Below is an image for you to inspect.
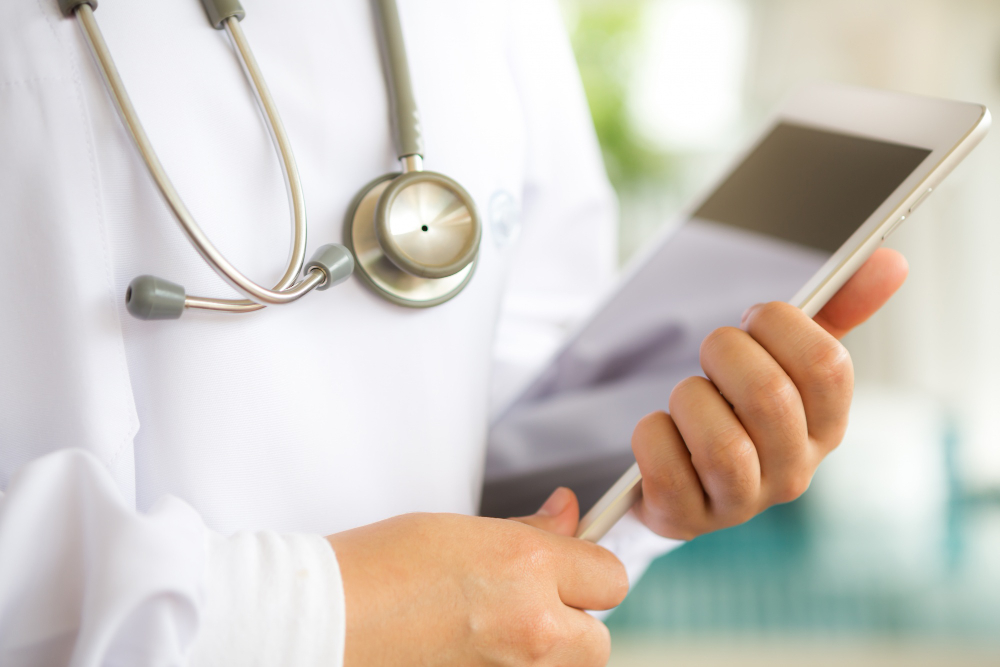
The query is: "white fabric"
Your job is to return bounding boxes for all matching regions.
[0,0,681,664]
[600,512,681,590]
[0,449,345,666]
[0,449,206,666]
[188,533,344,667]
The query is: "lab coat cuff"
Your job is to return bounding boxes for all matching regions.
[593,510,683,619]
[188,530,346,667]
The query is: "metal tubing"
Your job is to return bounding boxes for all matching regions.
[373,0,423,159]
[185,266,326,311]
[75,6,317,311]
[400,154,422,173]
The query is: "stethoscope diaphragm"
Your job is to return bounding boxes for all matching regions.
[345,160,481,308]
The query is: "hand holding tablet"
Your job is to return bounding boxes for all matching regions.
[574,83,989,542]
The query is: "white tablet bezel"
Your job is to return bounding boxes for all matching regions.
[781,83,989,314]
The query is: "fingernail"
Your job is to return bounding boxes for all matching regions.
[538,487,571,517]
[740,304,761,330]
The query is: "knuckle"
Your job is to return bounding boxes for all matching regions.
[675,375,710,393]
[504,531,554,574]
[803,338,854,395]
[605,557,630,606]
[518,607,562,660]
[518,536,554,572]
[702,429,759,505]
[741,370,799,424]
[756,301,795,323]
[638,501,703,542]
[714,502,761,530]
[700,326,742,361]
[633,410,672,444]
[729,505,761,528]
[773,473,813,505]
[631,413,682,492]
[669,526,702,542]
[641,471,687,513]
[668,376,712,412]
[583,622,612,667]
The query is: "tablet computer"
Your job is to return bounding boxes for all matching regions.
[481,83,989,541]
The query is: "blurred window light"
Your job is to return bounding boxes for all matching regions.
[628,0,750,152]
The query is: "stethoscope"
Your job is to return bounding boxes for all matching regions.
[60,0,482,319]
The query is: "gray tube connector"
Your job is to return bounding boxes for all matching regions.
[126,275,186,320]
[305,244,355,291]
[58,0,97,17]
[200,0,245,29]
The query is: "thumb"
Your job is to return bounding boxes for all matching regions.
[509,487,580,537]
[814,247,908,339]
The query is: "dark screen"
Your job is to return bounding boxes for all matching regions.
[693,123,932,253]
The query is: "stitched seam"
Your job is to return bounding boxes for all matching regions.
[37,0,140,472]
[0,76,72,90]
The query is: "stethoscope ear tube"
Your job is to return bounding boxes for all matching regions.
[66,0,479,318]
[373,0,423,159]
[66,1,351,318]
[125,244,354,320]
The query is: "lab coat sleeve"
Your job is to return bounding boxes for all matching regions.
[491,0,684,590]
[0,449,345,667]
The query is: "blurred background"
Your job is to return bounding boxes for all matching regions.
[556,0,1000,664]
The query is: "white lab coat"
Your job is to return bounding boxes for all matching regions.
[0,0,680,664]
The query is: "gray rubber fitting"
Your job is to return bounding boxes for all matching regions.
[201,0,245,29]
[305,244,355,290]
[58,0,97,17]
[126,275,186,320]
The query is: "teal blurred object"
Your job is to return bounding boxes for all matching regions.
[606,474,1000,642]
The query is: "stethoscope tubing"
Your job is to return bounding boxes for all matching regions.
[68,0,478,316]
[373,0,422,160]
[75,5,325,311]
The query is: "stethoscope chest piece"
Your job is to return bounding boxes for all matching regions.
[345,165,481,307]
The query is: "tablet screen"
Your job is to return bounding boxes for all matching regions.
[695,122,931,253]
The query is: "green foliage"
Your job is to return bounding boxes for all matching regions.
[565,1,674,190]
